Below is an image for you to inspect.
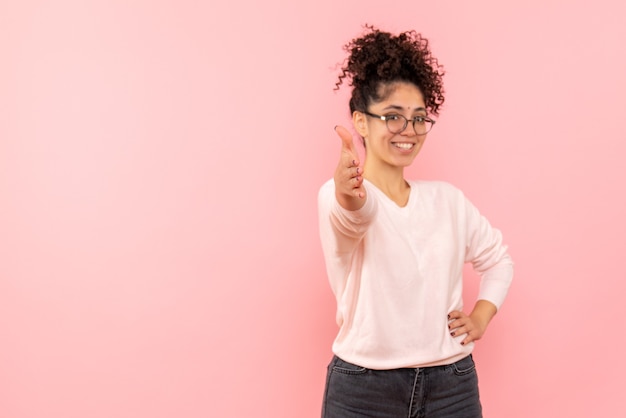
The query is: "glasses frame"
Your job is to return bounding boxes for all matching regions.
[362,110,436,135]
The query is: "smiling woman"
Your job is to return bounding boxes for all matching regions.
[318,26,514,417]
[356,82,431,179]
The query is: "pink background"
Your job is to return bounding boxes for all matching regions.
[1,1,625,417]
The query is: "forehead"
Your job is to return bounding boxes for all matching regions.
[374,82,425,110]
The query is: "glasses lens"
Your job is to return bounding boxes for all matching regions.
[413,117,433,135]
[386,115,407,133]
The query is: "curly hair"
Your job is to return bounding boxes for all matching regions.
[335,25,445,116]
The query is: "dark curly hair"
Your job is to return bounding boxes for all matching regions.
[335,25,445,116]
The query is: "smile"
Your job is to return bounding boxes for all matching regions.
[392,142,415,150]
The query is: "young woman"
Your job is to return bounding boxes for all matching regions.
[318,26,514,417]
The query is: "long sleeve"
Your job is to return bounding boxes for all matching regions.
[317,179,377,300]
[463,196,514,309]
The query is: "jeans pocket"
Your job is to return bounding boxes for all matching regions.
[331,356,368,376]
[451,355,476,376]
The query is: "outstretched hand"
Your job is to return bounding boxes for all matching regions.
[333,125,366,210]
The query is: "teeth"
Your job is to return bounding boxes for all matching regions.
[393,143,414,150]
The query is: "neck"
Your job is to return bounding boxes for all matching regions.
[363,162,410,206]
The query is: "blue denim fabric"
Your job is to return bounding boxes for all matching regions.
[322,355,482,418]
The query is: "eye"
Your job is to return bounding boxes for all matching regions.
[414,116,426,124]
[384,114,402,121]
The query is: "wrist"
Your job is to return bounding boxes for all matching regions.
[470,300,497,331]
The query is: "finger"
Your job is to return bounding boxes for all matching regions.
[450,324,469,337]
[447,311,466,330]
[335,125,355,152]
[338,168,361,188]
[336,129,361,168]
[351,176,365,199]
[448,318,466,331]
[343,167,360,180]
[461,330,477,346]
[448,310,464,320]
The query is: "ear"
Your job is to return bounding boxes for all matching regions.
[352,111,368,138]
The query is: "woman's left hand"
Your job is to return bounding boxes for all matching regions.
[448,300,497,345]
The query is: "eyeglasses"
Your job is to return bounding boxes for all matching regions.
[362,111,435,135]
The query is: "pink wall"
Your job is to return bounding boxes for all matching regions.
[1,1,625,417]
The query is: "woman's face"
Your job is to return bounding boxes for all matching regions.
[355,82,429,171]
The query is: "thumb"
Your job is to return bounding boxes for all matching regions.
[335,125,355,151]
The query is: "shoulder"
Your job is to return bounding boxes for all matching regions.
[319,178,334,191]
[318,178,335,198]
[318,179,335,211]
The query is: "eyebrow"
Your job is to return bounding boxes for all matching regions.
[382,105,427,113]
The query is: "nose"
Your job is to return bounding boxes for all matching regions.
[400,121,418,137]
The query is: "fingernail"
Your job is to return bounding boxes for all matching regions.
[352,160,356,165]
[356,168,360,174]
[334,125,338,131]
[450,332,455,337]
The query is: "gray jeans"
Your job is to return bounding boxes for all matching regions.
[322,355,482,418]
